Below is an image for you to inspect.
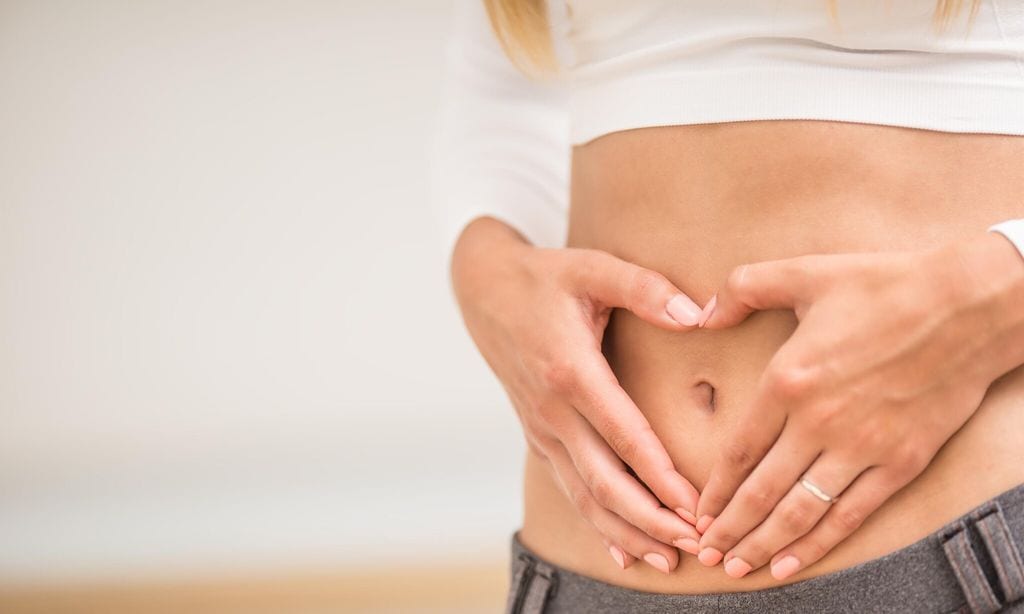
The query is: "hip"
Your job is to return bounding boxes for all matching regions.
[510,480,1024,613]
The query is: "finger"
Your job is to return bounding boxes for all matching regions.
[720,456,865,578]
[564,410,701,549]
[768,466,902,581]
[546,441,681,573]
[697,427,818,564]
[700,256,821,329]
[572,351,701,521]
[694,379,789,539]
[575,249,705,329]
[538,434,638,569]
[600,537,639,569]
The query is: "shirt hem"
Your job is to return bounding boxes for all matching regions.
[569,66,1024,145]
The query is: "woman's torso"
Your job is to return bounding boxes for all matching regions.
[519,119,1024,593]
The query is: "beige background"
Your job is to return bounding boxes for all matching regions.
[0,0,521,607]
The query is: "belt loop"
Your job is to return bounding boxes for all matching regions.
[519,558,558,614]
[941,519,1002,614]
[506,552,536,614]
[505,549,559,614]
[975,504,1024,607]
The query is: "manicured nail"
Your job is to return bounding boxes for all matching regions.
[643,552,671,574]
[666,294,701,327]
[673,538,700,556]
[676,508,698,525]
[696,515,714,534]
[698,294,718,327]
[608,545,626,569]
[698,547,723,566]
[675,522,700,541]
[771,555,801,580]
[724,557,752,578]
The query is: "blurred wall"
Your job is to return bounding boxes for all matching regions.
[0,0,524,583]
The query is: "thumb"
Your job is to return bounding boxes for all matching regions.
[699,256,819,329]
[576,250,704,330]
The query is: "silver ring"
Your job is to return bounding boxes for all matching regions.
[799,477,838,504]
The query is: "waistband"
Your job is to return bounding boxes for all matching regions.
[506,482,1024,614]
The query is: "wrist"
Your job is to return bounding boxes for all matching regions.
[451,215,536,304]
[946,231,1024,381]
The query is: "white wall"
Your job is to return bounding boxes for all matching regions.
[0,0,525,582]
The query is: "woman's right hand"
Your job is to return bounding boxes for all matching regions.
[450,216,705,574]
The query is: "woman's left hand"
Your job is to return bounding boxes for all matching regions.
[692,231,1024,581]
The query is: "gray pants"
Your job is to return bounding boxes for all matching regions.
[506,482,1024,613]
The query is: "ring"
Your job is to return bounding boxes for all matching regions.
[799,477,838,504]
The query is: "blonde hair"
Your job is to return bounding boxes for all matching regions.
[484,0,982,74]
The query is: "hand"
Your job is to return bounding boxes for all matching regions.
[692,231,1024,580]
[451,216,704,573]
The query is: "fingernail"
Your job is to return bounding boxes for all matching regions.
[698,294,717,327]
[643,552,671,574]
[724,557,752,578]
[771,555,801,580]
[696,515,715,534]
[675,522,700,541]
[673,538,700,556]
[676,507,698,525]
[666,294,701,327]
[608,545,626,569]
[697,547,723,566]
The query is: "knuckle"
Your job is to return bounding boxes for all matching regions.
[702,490,731,514]
[590,478,616,508]
[524,433,548,458]
[713,528,744,546]
[902,443,931,473]
[740,541,774,564]
[604,425,642,463]
[853,422,891,452]
[571,487,595,517]
[739,486,775,515]
[801,538,828,562]
[630,513,659,539]
[532,400,560,429]
[889,440,930,477]
[833,505,865,533]
[764,361,817,401]
[542,359,579,394]
[779,502,816,532]
[722,441,757,471]
[629,268,668,302]
[724,264,751,297]
[811,399,846,429]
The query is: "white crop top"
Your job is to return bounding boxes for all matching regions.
[430,0,1024,262]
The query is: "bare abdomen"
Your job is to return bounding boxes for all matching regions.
[519,120,1024,593]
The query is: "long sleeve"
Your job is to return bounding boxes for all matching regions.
[989,219,1024,263]
[429,0,570,266]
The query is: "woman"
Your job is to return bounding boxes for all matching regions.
[432,0,1024,611]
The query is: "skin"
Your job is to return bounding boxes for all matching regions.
[694,233,1024,580]
[451,216,704,570]
[453,119,1024,592]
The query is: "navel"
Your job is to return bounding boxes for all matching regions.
[692,380,716,413]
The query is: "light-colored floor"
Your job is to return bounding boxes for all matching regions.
[0,562,508,614]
